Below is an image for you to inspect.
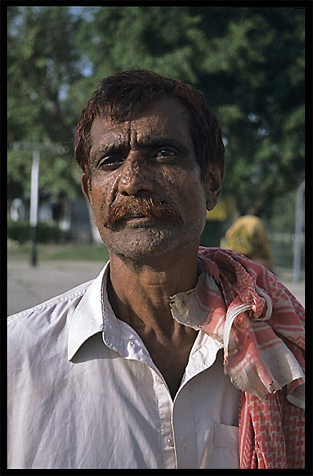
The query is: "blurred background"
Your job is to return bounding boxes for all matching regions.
[7,6,305,313]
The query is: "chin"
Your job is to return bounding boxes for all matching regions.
[102,227,199,262]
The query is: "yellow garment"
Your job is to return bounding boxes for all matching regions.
[224,215,273,262]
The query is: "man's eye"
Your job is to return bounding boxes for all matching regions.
[155,148,176,159]
[98,156,123,170]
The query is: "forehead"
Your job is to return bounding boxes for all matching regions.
[90,98,193,150]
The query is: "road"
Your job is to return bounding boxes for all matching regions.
[7,259,305,316]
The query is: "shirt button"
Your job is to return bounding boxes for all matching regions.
[165,436,174,447]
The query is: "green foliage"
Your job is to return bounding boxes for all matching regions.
[7,5,305,220]
[7,221,72,244]
[7,6,83,201]
[265,189,298,231]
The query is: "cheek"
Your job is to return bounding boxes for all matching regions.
[89,179,112,221]
[165,170,206,211]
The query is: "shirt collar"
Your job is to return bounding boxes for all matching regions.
[68,262,108,360]
[68,259,224,361]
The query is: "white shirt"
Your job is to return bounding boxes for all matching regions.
[7,262,240,469]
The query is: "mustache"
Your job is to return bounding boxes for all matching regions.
[103,197,183,229]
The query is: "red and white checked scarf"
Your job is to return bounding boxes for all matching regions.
[170,247,305,469]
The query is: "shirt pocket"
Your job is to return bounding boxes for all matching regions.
[200,423,239,469]
[212,423,239,468]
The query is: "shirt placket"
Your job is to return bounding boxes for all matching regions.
[152,371,177,469]
[172,385,198,468]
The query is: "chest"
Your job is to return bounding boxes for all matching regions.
[154,354,187,398]
[9,336,240,469]
[142,338,197,398]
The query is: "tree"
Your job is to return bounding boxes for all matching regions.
[7,6,84,204]
[197,7,305,218]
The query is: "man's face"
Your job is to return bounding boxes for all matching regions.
[83,98,219,261]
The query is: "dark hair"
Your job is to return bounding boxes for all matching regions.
[74,69,225,181]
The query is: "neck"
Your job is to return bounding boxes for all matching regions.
[107,244,200,398]
[107,244,199,335]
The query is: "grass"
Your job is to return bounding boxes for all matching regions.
[7,241,110,262]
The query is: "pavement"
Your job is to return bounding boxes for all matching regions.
[7,260,105,315]
[7,259,305,316]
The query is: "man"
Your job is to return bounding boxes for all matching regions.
[7,69,305,469]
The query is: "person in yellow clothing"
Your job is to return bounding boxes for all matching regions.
[222,215,274,272]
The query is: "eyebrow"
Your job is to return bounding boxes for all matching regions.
[89,136,128,161]
[90,133,188,161]
[90,143,127,158]
[136,138,187,155]
[136,133,186,150]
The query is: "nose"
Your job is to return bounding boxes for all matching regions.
[117,153,154,197]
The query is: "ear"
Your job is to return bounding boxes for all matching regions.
[81,173,92,203]
[204,162,224,211]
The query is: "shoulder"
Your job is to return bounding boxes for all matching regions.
[7,280,93,358]
[8,279,93,323]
